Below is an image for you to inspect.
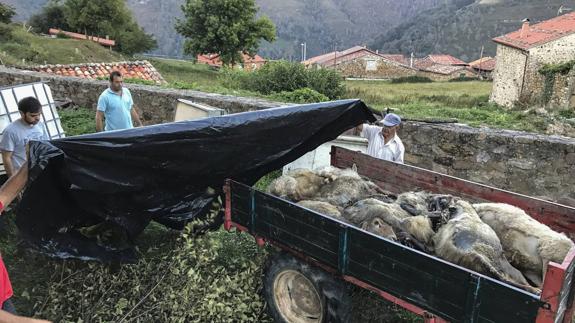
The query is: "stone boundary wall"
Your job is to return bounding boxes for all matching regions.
[399,122,575,201]
[1,67,574,201]
[0,67,284,125]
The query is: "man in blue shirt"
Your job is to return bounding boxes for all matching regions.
[95,71,143,132]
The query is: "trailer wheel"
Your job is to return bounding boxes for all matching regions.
[263,252,351,323]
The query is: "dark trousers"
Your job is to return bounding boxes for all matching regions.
[2,298,16,314]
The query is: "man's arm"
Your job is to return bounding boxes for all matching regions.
[130,107,143,127]
[95,111,105,132]
[1,151,14,179]
[0,162,28,208]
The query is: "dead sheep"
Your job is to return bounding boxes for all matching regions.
[433,199,537,293]
[315,165,362,182]
[360,217,397,241]
[266,169,326,202]
[296,200,343,219]
[344,198,435,250]
[473,203,575,287]
[396,191,454,231]
[317,175,384,208]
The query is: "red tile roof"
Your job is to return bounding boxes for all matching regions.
[24,61,166,84]
[469,57,496,71]
[49,28,115,47]
[196,53,267,68]
[424,54,467,66]
[493,12,575,50]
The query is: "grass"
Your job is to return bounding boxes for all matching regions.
[345,80,553,133]
[0,24,125,66]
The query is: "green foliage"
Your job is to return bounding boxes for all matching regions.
[0,22,12,41]
[269,88,329,103]
[169,81,200,90]
[0,2,15,24]
[33,0,158,55]
[28,0,70,33]
[254,170,281,191]
[33,225,271,322]
[390,76,433,84]
[221,61,345,99]
[55,31,69,38]
[307,68,346,99]
[448,76,480,82]
[58,106,96,136]
[539,60,575,76]
[1,42,46,62]
[123,78,156,86]
[176,0,276,66]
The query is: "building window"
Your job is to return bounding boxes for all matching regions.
[366,60,377,71]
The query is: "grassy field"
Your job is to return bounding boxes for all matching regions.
[345,80,553,133]
[0,24,125,66]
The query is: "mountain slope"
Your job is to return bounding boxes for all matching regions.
[370,0,573,61]
[3,0,441,58]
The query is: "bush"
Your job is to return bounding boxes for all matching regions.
[1,42,46,63]
[269,88,329,104]
[0,3,15,24]
[390,76,433,83]
[170,81,200,90]
[307,68,345,99]
[448,76,480,82]
[28,3,70,34]
[0,22,12,42]
[55,31,70,39]
[124,78,156,86]
[222,61,345,99]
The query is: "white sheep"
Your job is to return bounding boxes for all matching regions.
[434,199,537,293]
[473,203,575,287]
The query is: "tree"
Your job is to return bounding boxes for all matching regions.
[0,3,16,24]
[29,0,71,33]
[60,0,156,55]
[176,0,276,66]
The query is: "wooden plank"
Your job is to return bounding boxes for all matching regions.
[476,278,541,323]
[331,146,575,236]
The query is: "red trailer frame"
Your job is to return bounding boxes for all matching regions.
[224,146,575,323]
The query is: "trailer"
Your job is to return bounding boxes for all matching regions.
[224,146,575,323]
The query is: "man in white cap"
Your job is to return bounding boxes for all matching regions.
[357,113,405,163]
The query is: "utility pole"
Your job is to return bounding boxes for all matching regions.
[300,42,307,62]
[478,45,484,79]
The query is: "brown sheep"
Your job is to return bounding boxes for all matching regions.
[266,169,327,202]
[473,203,575,287]
[360,217,397,241]
[434,199,538,294]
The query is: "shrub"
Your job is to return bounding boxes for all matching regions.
[55,31,70,39]
[123,78,156,86]
[0,22,12,42]
[390,76,433,84]
[170,81,200,90]
[0,3,15,24]
[269,88,329,104]
[307,68,345,99]
[222,61,345,99]
[1,42,45,63]
[448,76,480,82]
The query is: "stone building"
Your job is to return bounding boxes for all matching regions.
[490,13,575,109]
[196,53,267,71]
[304,46,418,79]
[468,57,497,79]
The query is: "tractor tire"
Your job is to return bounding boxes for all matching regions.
[263,252,351,323]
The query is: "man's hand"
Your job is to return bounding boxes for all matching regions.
[130,107,143,127]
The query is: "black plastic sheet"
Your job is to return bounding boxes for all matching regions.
[17,99,375,261]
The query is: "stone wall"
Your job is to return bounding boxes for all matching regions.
[417,68,477,82]
[490,44,528,107]
[335,54,417,79]
[0,67,284,125]
[399,122,575,201]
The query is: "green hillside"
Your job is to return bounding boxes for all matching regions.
[0,23,125,66]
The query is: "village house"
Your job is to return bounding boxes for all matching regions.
[490,13,575,108]
[304,47,474,81]
[196,53,267,71]
[469,57,497,79]
[303,46,418,79]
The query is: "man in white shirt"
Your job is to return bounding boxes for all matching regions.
[357,113,405,163]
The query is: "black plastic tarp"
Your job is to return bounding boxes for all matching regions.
[17,99,375,261]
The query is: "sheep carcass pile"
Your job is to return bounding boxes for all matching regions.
[266,167,574,293]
